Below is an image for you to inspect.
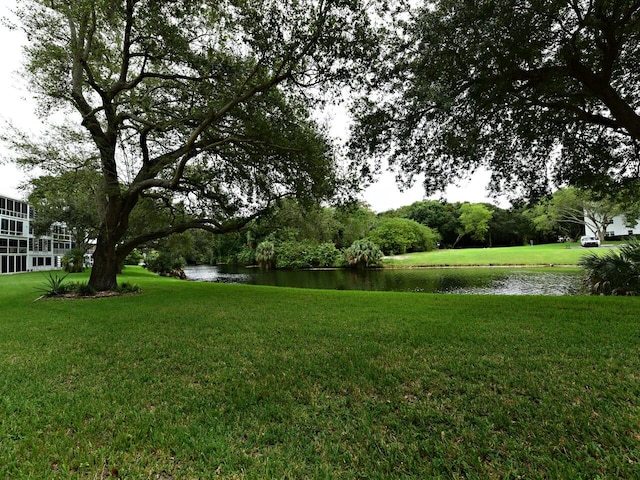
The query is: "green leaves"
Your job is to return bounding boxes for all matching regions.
[352,0,640,198]
[580,239,640,295]
[14,0,384,289]
[368,217,439,255]
[344,238,383,268]
[458,203,493,243]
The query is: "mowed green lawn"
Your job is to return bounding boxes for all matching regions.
[1,267,639,478]
[383,242,614,267]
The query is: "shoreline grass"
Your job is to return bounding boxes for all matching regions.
[1,267,639,478]
[383,242,616,268]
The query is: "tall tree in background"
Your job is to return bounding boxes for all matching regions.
[27,168,101,254]
[532,187,633,242]
[8,0,379,290]
[352,0,640,199]
[455,203,493,247]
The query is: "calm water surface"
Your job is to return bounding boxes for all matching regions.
[184,265,587,295]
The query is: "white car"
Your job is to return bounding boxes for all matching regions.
[580,236,600,247]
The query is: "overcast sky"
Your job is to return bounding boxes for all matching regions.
[0,1,504,212]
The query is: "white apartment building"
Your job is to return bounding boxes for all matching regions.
[0,193,73,274]
[604,215,640,238]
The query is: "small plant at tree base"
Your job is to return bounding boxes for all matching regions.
[580,239,640,295]
[36,272,70,297]
[68,282,96,297]
[344,239,383,269]
[117,282,142,294]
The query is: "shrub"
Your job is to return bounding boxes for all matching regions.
[235,245,256,266]
[68,282,96,297]
[117,282,142,293]
[368,218,439,255]
[580,239,640,295]
[255,241,276,269]
[344,239,383,269]
[61,248,86,273]
[308,242,342,268]
[145,251,185,276]
[276,241,311,269]
[124,249,144,265]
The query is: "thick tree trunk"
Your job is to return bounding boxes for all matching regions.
[88,235,120,291]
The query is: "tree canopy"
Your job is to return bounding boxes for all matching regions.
[8,0,380,290]
[351,0,640,199]
[27,168,101,253]
[530,186,638,241]
[457,203,494,246]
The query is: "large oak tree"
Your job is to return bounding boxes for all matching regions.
[352,0,640,199]
[10,0,379,290]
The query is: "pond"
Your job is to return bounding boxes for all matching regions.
[183,265,588,295]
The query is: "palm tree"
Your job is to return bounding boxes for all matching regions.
[579,239,640,295]
[255,241,276,270]
[344,239,383,269]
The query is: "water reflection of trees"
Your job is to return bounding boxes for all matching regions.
[187,266,585,295]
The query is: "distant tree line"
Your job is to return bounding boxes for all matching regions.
[134,186,639,271]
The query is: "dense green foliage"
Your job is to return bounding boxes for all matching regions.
[144,251,186,277]
[352,0,640,198]
[398,200,461,246]
[27,169,100,253]
[344,238,383,268]
[580,240,640,295]
[368,217,439,255]
[384,200,546,248]
[273,241,343,269]
[11,0,382,290]
[123,249,144,266]
[456,203,494,246]
[1,269,639,478]
[159,195,614,267]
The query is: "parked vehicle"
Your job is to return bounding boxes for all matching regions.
[580,236,600,247]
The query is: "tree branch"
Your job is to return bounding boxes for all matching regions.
[117,201,276,255]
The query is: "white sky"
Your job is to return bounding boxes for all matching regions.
[0,0,505,212]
